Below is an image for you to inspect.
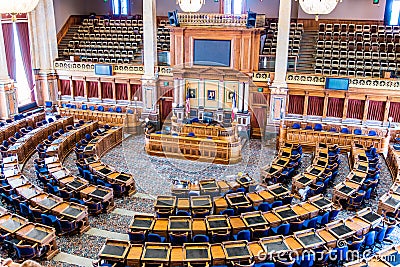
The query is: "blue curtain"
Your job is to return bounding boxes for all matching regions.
[384,0,394,25]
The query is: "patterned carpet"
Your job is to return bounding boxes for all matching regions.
[6,135,398,266]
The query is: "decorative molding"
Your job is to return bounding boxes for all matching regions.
[286,73,400,90]
[252,72,270,82]
[54,61,173,76]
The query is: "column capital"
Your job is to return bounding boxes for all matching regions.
[269,83,288,95]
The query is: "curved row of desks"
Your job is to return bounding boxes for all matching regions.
[42,121,115,213]
[345,245,400,267]
[6,117,74,164]
[379,145,400,216]
[292,145,339,197]
[0,207,58,260]
[76,126,136,196]
[0,112,45,143]
[148,194,334,237]
[281,126,387,153]
[261,143,301,183]
[2,156,90,235]
[332,145,371,206]
[99,207,384,266]
[155,183,292,216]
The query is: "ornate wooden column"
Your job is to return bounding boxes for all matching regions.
[362,96,370,123]
[383,96,391,125]
[69,76,75,99]
[322,92,329,118]
[83,78,88,100]
[342,94,349,120]
[303,92,309,118]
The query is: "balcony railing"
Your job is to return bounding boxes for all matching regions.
[53,61,173,76]
[176,13,248,27]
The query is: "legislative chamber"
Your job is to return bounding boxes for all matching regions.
[0,0,399,266]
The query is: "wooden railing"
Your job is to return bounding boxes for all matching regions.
[177,13,248,27]
[57,15,86,45]
[54,61,173,76]
[286,73,400,90]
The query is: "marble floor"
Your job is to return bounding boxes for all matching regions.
[10,134,400,266]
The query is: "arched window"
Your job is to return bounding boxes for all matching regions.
[223,0,245,14]
[112,0,129,16]
[385,0,400,25]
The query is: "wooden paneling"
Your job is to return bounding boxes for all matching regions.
[170,27,261,73]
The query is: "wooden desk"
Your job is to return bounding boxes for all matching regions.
[378,193,400,215]
[273,205,299,222]
[308,195,333,211]
[228,216,247,235]
[190,196,212,211]
[317,229,337,248]
[226,193,250,207]
[213,197,229,214]
[294,229,325,249]
[260,235,291,256]
[378,245,400,267]
[241,211,268,228]
[15,184,41,200]
[211,243,226,266]
[333,181,360,204]
[267,184,290,199]
[206,215,231,233]
[183,243,211,264]
[59,176,89,192]
[79,185,114,211]
[223,241,252,262]
[30,194,62,211]
[0,214,28,233]
[129,215,155,232]
[356,207,383,229]
[192,218,207,235]
[346,217,371,236]
[99,239,130,263]
[141,243,171,264]
[168,216,192,233]
[51,202,89,233]
[155,196,177,211]
[126,244,143,267]
[246,192,264,207]
[327,220,355,240]
[257,190,274,203]
[152,218,169,238]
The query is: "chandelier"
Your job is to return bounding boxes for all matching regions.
[297,0,341,21]
[177,0,205,13]
[0,0,40,21]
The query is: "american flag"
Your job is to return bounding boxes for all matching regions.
[185,82,190,116]
[231,91,236,120]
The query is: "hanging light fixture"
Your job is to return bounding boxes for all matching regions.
[297,0,341,21]
[176,0,205,13]
[0,0,40,21]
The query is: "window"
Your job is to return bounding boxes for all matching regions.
[223,0,244,14]
[12,24,33,106]
[112,0,129,16]
[389,0,400,25]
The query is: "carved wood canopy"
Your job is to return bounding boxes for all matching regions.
[172,66,251,83]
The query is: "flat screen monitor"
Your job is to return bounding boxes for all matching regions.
[193,39,231,67]
[325,77,349,90]
[94,64,113,76]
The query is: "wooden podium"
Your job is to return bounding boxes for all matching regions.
[145,123,242,164]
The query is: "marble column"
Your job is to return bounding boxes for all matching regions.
[28,0,58,105]
[268,0,291,124]
[141,0,159,119]
[0,23,18,119]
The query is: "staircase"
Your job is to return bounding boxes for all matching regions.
[296,30,318,73]
[58,25,80,58]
